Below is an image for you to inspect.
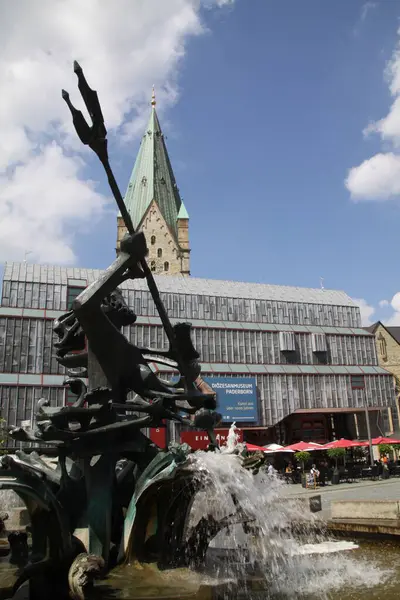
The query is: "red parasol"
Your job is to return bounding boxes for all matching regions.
[323,438,365,449]
[284,441,324,452]
[371,437,400,445]
[245,443,266,452]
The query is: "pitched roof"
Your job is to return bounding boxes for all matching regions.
[3,262,358,307]
[388,327,400,344]
[363,321,400,345]
[121,104,184,240]
[364,322,379,334]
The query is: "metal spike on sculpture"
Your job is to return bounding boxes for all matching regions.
[0,62,258,600]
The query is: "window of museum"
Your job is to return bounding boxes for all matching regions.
[150,261,156,272]
[164,261,169,272]
[279,331,296,352]
[393,400,400,433]
[381,408,392,435]
[312,333,327,353]
[65,388,77,406]
[157,248,162,258]
[378,333,387,362]
[151,236,156,245]
[67,286,85,310]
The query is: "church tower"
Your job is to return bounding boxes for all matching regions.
[116,89,190,276]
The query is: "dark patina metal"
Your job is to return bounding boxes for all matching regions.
[0,63,253,600]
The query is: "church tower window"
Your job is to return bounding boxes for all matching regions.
[157,248,162,258]
[150,261,156,272]
[164,261,169,272]
[151,235,156,245]
[378,333,388,362]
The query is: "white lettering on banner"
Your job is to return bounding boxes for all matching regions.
[212,383,254,390]
[194,434,228,443]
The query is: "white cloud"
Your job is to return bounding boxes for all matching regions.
[0,144,108,264]
[366,43,400,143]
[379,299,389,308]
[345,27,400,201]
[0,0,233,264]
[352,297,376,326]
[360,1,377,23]
[353,2,377,36]
[384,292,400,325]
[345,153,400,200]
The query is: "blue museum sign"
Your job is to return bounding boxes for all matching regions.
[204,376,258,423]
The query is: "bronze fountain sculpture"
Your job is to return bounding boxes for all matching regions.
[0,63,259,600]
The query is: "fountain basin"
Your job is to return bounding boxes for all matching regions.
[332,500,400,521]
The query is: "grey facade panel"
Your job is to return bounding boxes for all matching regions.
[0,373,395,432]
[0,385,65,433]
[279,331,296,352]
[0,264,395,433]
[1,262,361,328]
[0,318,380,375]
[2,262,358,306]
[312,333,327,353]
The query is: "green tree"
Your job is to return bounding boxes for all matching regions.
[378,444,393,458]
[294,451,311,472]
[327,447,346,470]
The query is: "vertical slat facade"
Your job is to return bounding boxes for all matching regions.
[0,262,396,435]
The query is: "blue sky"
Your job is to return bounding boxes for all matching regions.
[1,1,400,325]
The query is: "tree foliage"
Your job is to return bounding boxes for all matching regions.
[327,447,346,469]
[294,451,311,472]
[378,444,393,457]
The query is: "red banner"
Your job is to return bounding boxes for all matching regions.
[180,428,243,450]
[149,425,167,449]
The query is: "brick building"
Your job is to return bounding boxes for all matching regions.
[365,321,400,434]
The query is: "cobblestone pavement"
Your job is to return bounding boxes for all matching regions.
[281,477,400,519]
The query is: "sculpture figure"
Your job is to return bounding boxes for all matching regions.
[0,63,255,600]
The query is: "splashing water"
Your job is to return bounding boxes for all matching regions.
[0,490,23,511]
[222,421,241,453]
[184,425,390,599]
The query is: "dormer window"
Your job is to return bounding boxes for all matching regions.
[141,176,147,186]
[160,177,166,185]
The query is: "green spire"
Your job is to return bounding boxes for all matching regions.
[177,200,189,219]
[122,91,185,240]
